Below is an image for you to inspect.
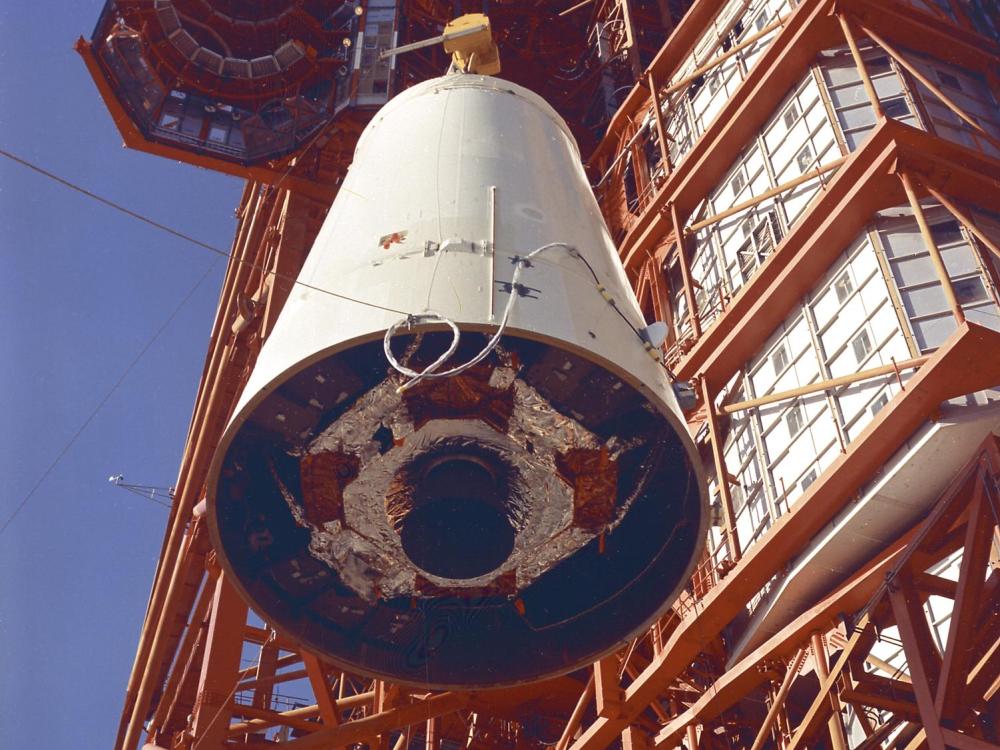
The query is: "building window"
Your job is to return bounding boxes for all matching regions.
[834,273,854,304]
[937,70,963,90]
[930,219,963,245]
[851,329,873,363]
[771,343,789,375]
[795,144,814,172]
[754,11,769,32]
[800,468,818,491]
[731,171,746,196]
[159,112,181,130]
[207,123,230,144]
[868,55,893,76]
[782,103,800,130]
[870,391,889,416]
[708,73,721,95]
[785,404,805,436]
[731,483,746,513]
[739,213,782,278]
[883,97,910,118]
[953,276,988,304]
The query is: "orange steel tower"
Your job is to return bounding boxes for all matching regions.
[80,1,1000,749]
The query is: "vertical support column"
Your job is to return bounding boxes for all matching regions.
[303,651,340,727]
[191,572,249,750]
[935,483,992,720]
[618,0,641,79]
[700,377,741,561]
[425,717,440,750]
[669,202,701,339]
[686,725,700,749]
[252,636,278,710]
[555,675,595,750]
[889,571,946,750]
[374,680,390,750]
[631,123,651,201]
[810,633,849,750]
[594,656,625,718]
[622,725,651,750]
[648,72,672,178]
[647,256,676,348]
[899,171,966,324]
[836,13,884,120]
[750,648,808,750]
[118,180,267,750]
[244,633,278,744]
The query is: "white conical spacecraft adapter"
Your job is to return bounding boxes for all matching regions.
[207,74,708,689]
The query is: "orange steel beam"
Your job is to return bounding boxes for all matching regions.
[928,188,1000,264]
[676,121,1000,385]
[590,0,730,167]
[837,12,885,121]
[117,186,282,750]
[811,632,850,750]
[613,0,841,268]
[555,675,596,750]
[682,155,846,236]
[653,521,913,746]
[700,377,740,560]
[605,0,999,276]
[780,439,1000,749]
[658,13,789,101]
[646,73,672,178]
[890,580,950,750]
[190,574,249,749]
[748,646,808,750]
[860,23,1000,154]
[148,574,213,736]
[595,657,625,719]
[669,201,701,338]
[899,169,966,324]
[721,355,929,414]
[303,652,341,727]
[935,484,996,721]
[784,616,881,750]
[844,0,1000,73]
[226,689,377,735]
[278,692,472,750]
[567,322,1000,750]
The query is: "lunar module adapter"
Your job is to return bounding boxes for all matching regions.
[207,72,708,689]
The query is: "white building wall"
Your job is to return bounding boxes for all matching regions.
[714,221,1000,556]
[634,0,1000,610]
[909,52,1000,159]
[663,31,1000,343]
[661,0,795,170]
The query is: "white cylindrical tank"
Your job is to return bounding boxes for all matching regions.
[208,74,707,689]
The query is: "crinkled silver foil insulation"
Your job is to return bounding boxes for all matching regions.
[211,331,702,689]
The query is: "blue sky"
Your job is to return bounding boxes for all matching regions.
[1,4,243,747]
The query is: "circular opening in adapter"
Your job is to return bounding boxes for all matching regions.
[401,457,515,579]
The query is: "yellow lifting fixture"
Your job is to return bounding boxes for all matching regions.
[378,13,501,75]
